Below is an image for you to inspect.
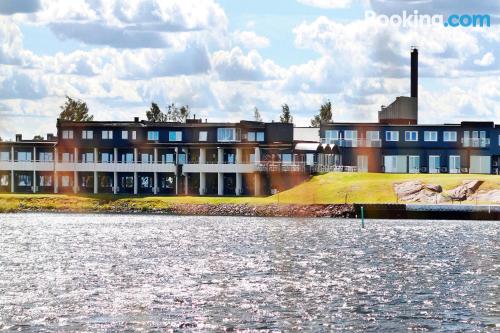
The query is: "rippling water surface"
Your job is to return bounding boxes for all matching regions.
[0,213,498,332]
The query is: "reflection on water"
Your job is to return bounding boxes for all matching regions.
[0,213,498,332]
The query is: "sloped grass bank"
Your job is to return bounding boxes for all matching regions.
[0,173,498,213]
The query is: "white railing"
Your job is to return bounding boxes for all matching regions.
[255,162,306,172]
[320,138,382,147]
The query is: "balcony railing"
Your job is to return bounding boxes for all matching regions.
[320,138,382,147]
[462,138,490,148]
[256,162,306,172]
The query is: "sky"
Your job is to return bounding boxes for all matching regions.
[0,0,499,140]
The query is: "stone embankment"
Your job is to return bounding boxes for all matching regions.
[113,203,356,218]
[394,179,500,204]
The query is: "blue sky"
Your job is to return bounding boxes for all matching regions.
[0,0,499,139]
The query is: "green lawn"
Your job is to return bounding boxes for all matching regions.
[0,172,498,212]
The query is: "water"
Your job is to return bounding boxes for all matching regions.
[0,214,498,332]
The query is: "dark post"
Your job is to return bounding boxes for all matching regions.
[411,47,418,99]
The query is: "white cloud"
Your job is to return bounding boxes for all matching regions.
[212,47,284,81]
[30,0,228,49]
[474,52,495,67]
[232,30,270,49]
[297,0,353,9]
[0,69,47,100]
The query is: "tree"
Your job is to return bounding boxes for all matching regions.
[311,99,333,126]
[280,103,293,123]
[254,107,262,122]
[146,102,167,122]
[33,135,44,141]
[178,105,190,122]
[59,96,94,121]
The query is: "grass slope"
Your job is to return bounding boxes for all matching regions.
[0,173,498,212]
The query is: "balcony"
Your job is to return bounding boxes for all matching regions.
[462,138,490,148]
[320,138,382,148]
[55,161,177,173]
[182,162,256,173]
[256,162,306,173]
[0,160,54,171]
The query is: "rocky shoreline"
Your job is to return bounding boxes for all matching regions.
[8,202,356,218]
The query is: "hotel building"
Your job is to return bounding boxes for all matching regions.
[0,48,498,195]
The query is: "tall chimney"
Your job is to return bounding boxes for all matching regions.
[411,47,418,99]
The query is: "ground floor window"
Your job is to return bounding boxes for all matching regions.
[39,175,52,186]
[449,156,461,173]
[408,156,420,173]
[140,176,153,188]
[0,175,9,186]
[121,176,134,188]
[384,156,407,173]
[62,176,72,187]
[161,176,175,189]
[17,174,32,186]
[429,156,440,173]
[470,156,490,174]
[100,175,113,188]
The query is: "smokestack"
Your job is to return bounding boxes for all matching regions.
[411,47,418,99]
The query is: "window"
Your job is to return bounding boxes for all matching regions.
[121,176,134,188]
[101,153,113,163]
[344,130,357,140]
[39,175,52,187]
[102,130,113,140]
[0,151,9,161]
[325,130,340,141]
[81,152,94,163]
[443,131,457,142]
[148,131,159,141]
[405,131,418,142]
[366,131,380,141]
[62,153,73,162]
[62,130,73,139]
[141,153,153,163]
[121,153,134,163]
[17,174,32,186]
[282,153,292,163]
[82,130,93,140]
[217,128,240,142]
[100,175,113,188]
[385,131,399,142]
[247,131,264,142]
[199,131,208,141]
[449,155,460,173]
[429,156,440,173]
[162,153,174,164]
[132,131,137,140]
[499,135,500,146]
[169,131,182,142]
[61,176,71,187]
[17,151,32,161]
[424,131,438,142]
[178,153,186,165]
[122,131,128,140]
[39,152,53,162]
[0,175,8,186]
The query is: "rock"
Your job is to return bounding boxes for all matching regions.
[393,181,424,199]
[462,180,482,192]
[446,180,483,201]
[468,189,500,204]
[425,184,442,193]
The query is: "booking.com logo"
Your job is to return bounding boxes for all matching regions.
[365,10,491,28]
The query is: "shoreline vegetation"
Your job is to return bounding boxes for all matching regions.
[0,173,498,216]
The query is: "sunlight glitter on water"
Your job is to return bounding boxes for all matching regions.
[0,213,498,332]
